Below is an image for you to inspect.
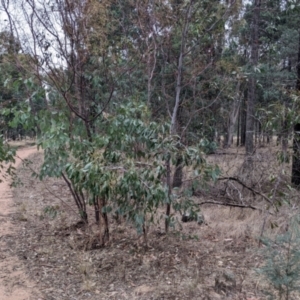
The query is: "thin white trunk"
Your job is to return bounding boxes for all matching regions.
[225,81,241,148]
[166,0,194,233]
[170,0,194,135]
[245,0,261,157]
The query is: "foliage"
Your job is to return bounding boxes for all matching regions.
[0,0,227,243]
[6,0,300,247]
[258,216,300,299]
[0,136,16,182]
[0,31,40,140]
[24,99,218,237]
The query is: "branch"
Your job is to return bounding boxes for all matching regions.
[198,200,259,210]
[87,84,115,123]
[62,91,88,122]
[15,155,79,218]
[61,171,85,214]
[218,176,273,205]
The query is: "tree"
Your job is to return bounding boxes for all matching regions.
[2,0,221,244]
[245,0,261,162]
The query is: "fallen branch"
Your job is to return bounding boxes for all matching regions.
[198,200,258,210]
[218,176,273,205]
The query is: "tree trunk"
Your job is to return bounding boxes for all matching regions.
[291,31,300,184]
[240,90,247,146]
[94,196,100,224]
[97,197,109,245]
[237,110,240,147]
[292,124,300,187]
[255,120,258,146]
[297,31,300,91]
[173,155,183,189]
[245,0,261,163]
[101,198,109,244]
[165,157,172,233]
[165,0,194,233]
[281,105,289,162]
[225,81,241,148]
[61,173,88,223]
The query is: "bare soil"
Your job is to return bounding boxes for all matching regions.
[3,142,297,299]
[0,146,40,300]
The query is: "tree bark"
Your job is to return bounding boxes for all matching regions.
[291,31,300,184]
[225,81,241,148]
[245,0,261,163]
[240,90,247,146]
[237,108,240,147]
[297,31,300,91]
[281,104,289,162]
[165,0,194,233]
[292,124,300,187]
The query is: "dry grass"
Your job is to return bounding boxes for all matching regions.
[5,141,300,299]
[8,139,36,149]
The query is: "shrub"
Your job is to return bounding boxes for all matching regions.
[258,216,300,299]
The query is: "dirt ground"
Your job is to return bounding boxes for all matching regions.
[1,142,298,299]
[0,146,40,300]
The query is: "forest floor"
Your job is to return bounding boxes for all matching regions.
[1,141,298,299]
[0,143,41,300]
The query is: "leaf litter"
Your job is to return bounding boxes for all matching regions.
[5,151,269,300]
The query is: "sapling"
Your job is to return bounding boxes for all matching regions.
[258,215,300,299]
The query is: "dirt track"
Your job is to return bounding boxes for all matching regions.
[0,147,38,300]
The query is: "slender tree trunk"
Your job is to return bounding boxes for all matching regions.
[165,0,194,233]
[281,105,289,162]
[225,81,241,148]
[241,90,247,146]
[101,199,109,243]
[170,2,193,134]
[291,32,300,184]
[61,173,88,222]
[237,109,240,147]
[94,196,100,224]
[297,31,300,91]
[165,156,172,232]
[281,55,293,162]
[258,121,263,146]
[173,156,183,189]
[255,120,258,146]
[292,124,300,187]
[246,79,255,156]
[245,0,261,164]
[97,197,109,245]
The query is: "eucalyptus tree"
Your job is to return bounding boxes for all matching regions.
[0,30,36,139]
[124,0,242,230]
[227,0,294,155]
[2,0,223,242]
[244,0,261,164]
[2,0,118,228]
[250,0,300,161]
[0,30,22,178]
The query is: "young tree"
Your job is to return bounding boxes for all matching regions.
[2,0,222,243]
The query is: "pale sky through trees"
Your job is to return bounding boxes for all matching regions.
[0,0,66,69]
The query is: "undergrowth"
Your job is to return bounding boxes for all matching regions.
[258,215,300,300]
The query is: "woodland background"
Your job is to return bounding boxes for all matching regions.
[1,1,300,298]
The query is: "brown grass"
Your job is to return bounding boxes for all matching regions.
[6,141,300,299]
